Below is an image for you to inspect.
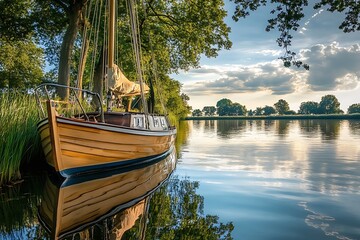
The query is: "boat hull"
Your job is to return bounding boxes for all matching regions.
[37,101,176,176]
[38,148,176,239]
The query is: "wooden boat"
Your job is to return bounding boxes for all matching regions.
[38,148,176,239]
[35,0,176,177]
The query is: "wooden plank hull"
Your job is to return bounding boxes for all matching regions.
[37,101,176,177]
[38,148,176,239]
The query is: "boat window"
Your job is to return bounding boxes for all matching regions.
[134,117,144,128]
[153,117,160,127]
[160,118,167,128]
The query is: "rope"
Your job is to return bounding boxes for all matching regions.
[127,0,148,116]
[76,1,91,89]
[89,0,104,90]
[104,0,108,92]
[141,0,168,115]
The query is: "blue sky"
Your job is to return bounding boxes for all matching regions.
[172,1,360,112]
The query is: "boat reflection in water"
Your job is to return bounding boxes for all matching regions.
[38,148,176,240]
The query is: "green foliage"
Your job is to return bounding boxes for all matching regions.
[1,0,228,115]
[216,98,247,116]
[0,0,34,41]
[229,102,247,116]
[216,98,232,116]
[299,101,319,114]
[231,0,359,69]
[0,40,44,90]
[154,75,191,122]
[318,94,342,114]
[0,92,41,185]
[202,106,216,116]
[263,105,276,115]
[200,95,357,118]
[314,0,360,33]
[285,110,297,115]
[140,0,231,73]
[254,107,264,116]
[274,99,290,115]
[216,98,232,108]
[192,109,202,117]
[348,103,360,114]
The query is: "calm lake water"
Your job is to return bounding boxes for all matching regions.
[0,119,359,239]
[176,119,360,240]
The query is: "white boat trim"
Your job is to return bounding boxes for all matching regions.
[37,117,176,137]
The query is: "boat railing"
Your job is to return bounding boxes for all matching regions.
[35,83,104,122]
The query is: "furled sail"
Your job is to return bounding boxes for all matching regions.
[109,64,149,97]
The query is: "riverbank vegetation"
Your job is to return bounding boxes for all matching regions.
[0,92,42,186]
[185,113,360,121]
[192,95,360,117]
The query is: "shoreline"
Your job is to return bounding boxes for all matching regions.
[183,113,360,121]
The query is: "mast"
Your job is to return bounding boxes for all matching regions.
[107,0,115,90]
[106,0,115,112]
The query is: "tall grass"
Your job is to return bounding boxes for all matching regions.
[0,92,41,186]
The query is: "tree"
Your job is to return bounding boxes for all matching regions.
[263,105,276,115]
[298,101,319,114]
[347,103,360,114]
[52,0,87,99]
[1,0,86,97]
[216,98,233,116]
[0,1,228,120]
[160,76,191,119]
[254,107,264,116]
[40,0,231,98]
[203,106,216,116]
[274,99,290,115]
[192,109,202,117]
[231,0,360,69]
[229,103,247,116]
[318,95,342,114]
[0,0,34,41]
[0,40,44,90]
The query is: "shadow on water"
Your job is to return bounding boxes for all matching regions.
[0,143,233,240]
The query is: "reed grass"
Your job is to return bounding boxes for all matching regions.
[0,92,41,186]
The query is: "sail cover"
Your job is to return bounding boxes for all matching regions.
[109,64,149,96]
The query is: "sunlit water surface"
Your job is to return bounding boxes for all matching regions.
[175,119,360,240]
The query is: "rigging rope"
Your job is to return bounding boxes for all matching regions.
[76,2,89,89]
[89,0,104,90]
[141,0,168,116]
[127,0,148,115]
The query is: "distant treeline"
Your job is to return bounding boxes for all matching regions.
[191,95,360,117]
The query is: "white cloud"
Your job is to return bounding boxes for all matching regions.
[300,42,360,91]
[181,42,360,110]
[254,49,282,56]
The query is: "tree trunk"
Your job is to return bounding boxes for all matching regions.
[58,3,83,99]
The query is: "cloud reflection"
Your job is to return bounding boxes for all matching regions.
[298,202,353,240]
